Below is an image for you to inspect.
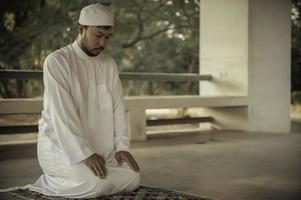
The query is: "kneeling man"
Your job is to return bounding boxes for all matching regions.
[28,3,140,198]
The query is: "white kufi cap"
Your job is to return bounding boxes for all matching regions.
[79,3,114,26]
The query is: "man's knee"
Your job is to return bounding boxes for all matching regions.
[92,179,115,197]
[124,171,140,192]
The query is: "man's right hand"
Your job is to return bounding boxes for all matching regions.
[84,153,107,179]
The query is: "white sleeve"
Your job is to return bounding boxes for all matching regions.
[110,58,130,152]
[43,53,94,165]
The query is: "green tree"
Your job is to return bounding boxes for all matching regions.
[292,0,301,94]
[0,0,199,98]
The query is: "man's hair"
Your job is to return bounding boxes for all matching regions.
[77,23,112,30]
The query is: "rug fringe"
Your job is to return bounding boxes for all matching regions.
[6,192,35,200]
[0,185,29,192]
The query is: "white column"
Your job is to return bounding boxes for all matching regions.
[200,0,291,133]
[247,0,291,133]
[200,0,249,131]
[127,108,147,141]
[200,0,249,96]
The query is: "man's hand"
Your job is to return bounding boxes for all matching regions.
[84,153,107,179]
[114,151,140,172]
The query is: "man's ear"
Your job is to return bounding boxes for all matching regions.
[77,24,85,36]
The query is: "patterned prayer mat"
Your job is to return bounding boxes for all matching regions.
[0,185,213,200]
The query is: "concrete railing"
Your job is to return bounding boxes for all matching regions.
[0,70,248,140]
[0,70,212,81]
[0,96,248,140]
[125,95,248,140]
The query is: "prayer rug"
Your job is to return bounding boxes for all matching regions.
[0,185,213,200]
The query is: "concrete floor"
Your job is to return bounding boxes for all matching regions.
[1,127,301,200]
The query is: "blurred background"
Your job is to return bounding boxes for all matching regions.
[1,0,301,133]
[1,0,301,105]
[0,0,199,98]
[291,0,301,111]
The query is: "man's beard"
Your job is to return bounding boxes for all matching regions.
[91,47,104,56]
[80,38,104,57]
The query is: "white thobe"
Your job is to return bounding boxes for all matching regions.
[28,41,140,198]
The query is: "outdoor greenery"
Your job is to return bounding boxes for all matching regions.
[292,91,301,104]
[292,0,301,104]
[0,0,199,98]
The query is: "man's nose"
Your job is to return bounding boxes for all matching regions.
[98,36,107,47]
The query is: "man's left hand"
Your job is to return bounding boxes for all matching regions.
[114,151,140,172]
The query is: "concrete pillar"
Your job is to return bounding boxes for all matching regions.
[200,0,249,96]
[247,0,291,133]
[200,0,291,133]
[127,108,147,141]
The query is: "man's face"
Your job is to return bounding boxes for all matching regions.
[79,26,113,56]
